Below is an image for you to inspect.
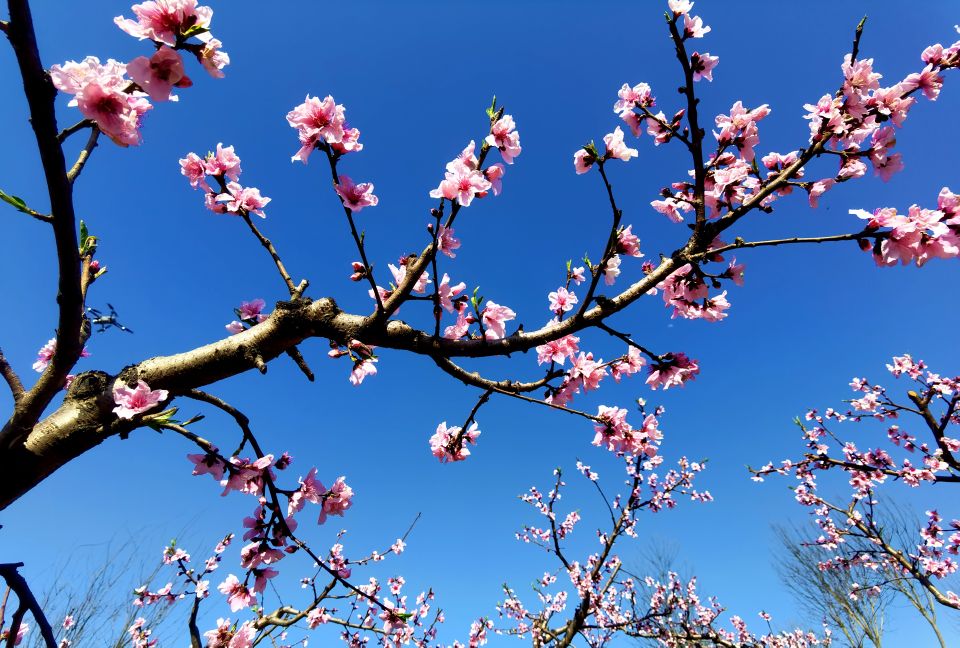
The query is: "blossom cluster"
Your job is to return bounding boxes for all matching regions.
[50,1,228,146]
[850,187,960,267]
[753,354,960,608]
[180,145,271,217]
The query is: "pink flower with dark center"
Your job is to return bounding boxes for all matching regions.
[319,477,353,524]
[437,225,461,258]
[217,182,270,217]
[690,52,719,82]
[127,46,190,102]
[646,353,700,390]
[237,298,267,323]
[536,334,580,365]
[335,175,379,212]
[430,421,480,462]
[188,450,226,481]
[76,82,152,147]
[683,13,711,39]
[114,0,214,47]
[429,159,492,207]
[217,575,254,612]
[179,152,209,190]
[574,149,595,174]
[481,301,516,339]
[113,380,169,419]
[205,143,242,181]
[485,115,522,164]
[287,95,346,163]
[443,302,476,339]
[617,225,643,257]
[548,287,578,314]
[613,82,654,113]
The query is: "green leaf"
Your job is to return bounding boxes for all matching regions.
[181,25,209,38]
[79,220,89,244]
[0,189,29,213]
[485,95,498,119]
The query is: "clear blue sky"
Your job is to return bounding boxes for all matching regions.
[1,1,959,645]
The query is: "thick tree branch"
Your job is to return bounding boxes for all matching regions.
[0,349,24,403]
[6,0,87,440]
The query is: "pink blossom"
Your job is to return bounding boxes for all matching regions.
[349,358,378,386]
[76,81,152,147]
[485,114,522,163]
[237,298,267,322]
[179,152,209,190]
[573,148,595,174]
[225,321,244,335]
[651,197,688,223]
[62,615,75,630]
[646,353,700,390]
[205,143,242,181]
[903,65,944,100]
[334,175,379,212]
[668,0,693,14]
[112,379,168,419]
[570,266,586,284]
[808,179,835,208]
[217,575,254,612]
[437,225,461,257]
[127,46,190,102]
[217,182,271,217]
[444,302,476,339]
[188,450,226,481]
[438,273,467,312]
[603,126,638,162]
[613,82,654,113]
[198,38,230,78]
[319,476,353,524]
[32,338,90,372]
[286,95,347,163]
[690,52,719,82]
[430,421,480,462]
[548,287,578,314]
[114,0,213,47]
[617,225,643,257]
[536,334,580,366]
[611,346,646,382]
[603,254,622,285]
[683,13,711,39]
[429,159,492,207]
[481,301,516,339]
[485,163,506,196]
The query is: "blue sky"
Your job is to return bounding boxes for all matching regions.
[1,0,959,645]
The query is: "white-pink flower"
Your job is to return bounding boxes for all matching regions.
[335,175,379,212]
[112,379,169,419]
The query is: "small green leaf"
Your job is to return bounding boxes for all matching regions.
[0,189,29,212]
[181,25,209,38]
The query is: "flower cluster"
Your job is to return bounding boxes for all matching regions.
[286,94,363,163]
[179,145,271,217]
[429,421,481,462]
[51,1,228,146]
[225,298,268,335]
[850,187,959,266]
[754,354,960,608]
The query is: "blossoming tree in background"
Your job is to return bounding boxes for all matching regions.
[0,0,959,646]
